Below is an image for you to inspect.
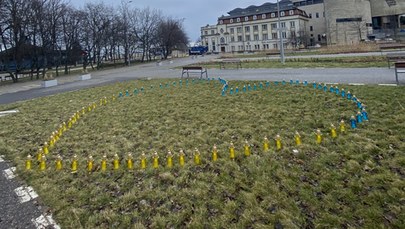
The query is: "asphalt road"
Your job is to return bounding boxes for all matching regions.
[0,54,400,105]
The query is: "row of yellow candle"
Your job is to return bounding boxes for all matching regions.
[26,124,344,172]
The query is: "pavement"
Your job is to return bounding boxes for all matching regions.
[0,52,401,228]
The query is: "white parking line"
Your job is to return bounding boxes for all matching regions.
[14,186,39,203]
[3,167,16,179]
[0,155,4,162]
[32,214,61,229]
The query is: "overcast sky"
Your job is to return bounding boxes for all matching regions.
[69,0,278,42]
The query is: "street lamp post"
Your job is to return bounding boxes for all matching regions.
[277,0,285,64]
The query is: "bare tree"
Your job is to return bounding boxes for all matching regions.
[156,17,189,59]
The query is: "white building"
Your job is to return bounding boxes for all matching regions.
[201,1,309,53]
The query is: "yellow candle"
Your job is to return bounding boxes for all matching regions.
[179,150,185,167]
[62,122,67,132]
[71,155,78,173]
[275,135,282,151]
[101,155,107,171]
[25,155,32,170]
[140,152,147,169]
[113,153,120,170]
[339,120,346,134]
[39,154,46,171]
[330,124,337,139]
[167,151,173,168]
[229,142,235,159]
[212,145,218,162]
[315,129,322,144]
[194,148,201,165]
[294,131,302,146]
[127,153,134,170]
[244,140,251,157]
[263,137,270,152]
[153,152,159,169]
[87,156,94,172]
[37,148,43,161]
[43,142,49,155]
[55,155,63,170]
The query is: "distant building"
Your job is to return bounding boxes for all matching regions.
[201,0,405,53]
[201,1,309,53]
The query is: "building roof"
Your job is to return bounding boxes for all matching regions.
[219,0,295,19]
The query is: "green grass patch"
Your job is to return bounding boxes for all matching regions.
[197,56,387,69]
[0,79,404,228]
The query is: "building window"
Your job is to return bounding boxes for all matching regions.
[263,34,268,40]
[316,12,319,18]
[254,34,259,41]
[281,22,286,28]
[273,43,278,49]
[271,13,275,18]
[272,33,278,39]
[204,31,208,35]
[289,10,294,15]
[262,14,267,19]
[245,16,249,22]
[310,26,313,31]
[237,27,242,33]
[309,13,312,18]
[323,12,325,17]
[220,20,224,24]
[262,24,268,30]
[271,23,277,29]
[291,31,296,38]
[230,28,234,34]
[211,30,214,35]
[220,28,224,33]
[231,36,235,42]
[245,35,250,41]
[290,21,295,28]
[237,18,241,22]
[280,11,285,17]
[253,15,257,20]
[220,37,225,44]
[254,44,260,50]
[245,26,250,32]
[282,32,287,39]
[231,46,235,51]
[318,34,321,42]
[263,44,269,49]
[253,25,258,31]
[238,36,242,41]
[230,19,234,23]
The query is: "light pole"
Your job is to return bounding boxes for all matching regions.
[277,0,285,64]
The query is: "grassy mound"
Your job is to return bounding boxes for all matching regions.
[0,79,404,228]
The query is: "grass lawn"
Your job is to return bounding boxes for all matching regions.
[0,79,404,228]
[197,56,388,69]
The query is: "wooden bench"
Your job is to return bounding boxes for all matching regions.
[181,66,208,79]
[394,62,405,84]
[219,59,242,69]
[386,52,405,68]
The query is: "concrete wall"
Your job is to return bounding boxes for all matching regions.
[296,3,327,45]
[370,0,405,17]
[325,0,372,45]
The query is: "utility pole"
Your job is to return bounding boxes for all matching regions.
[277,0,285,64]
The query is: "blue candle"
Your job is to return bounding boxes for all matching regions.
[126,90,129,96]
[323,85,328,92]
[350,116,357,129]
[296,80,300,85]
[221,90,226,96]
[313,82,317,89]
[266,81,270,88]
[304,81,308,86]
[243,85,247,92]
[275,81,279,86]
[362,109,369,121]
[282,80,286,85]
[248,84,252,91]
[352,96,357,102]
[133,89,138,95]
[318,83,323,90]
[341,89,345,98]
[347,91,352,100]
[235,87,239,93]
[335,86,339,95]
[289,79,293,85]
[119,92,123,98]
[160,83,163,89]
[230,88,234,95]
[259,82,263,89]
[330,86,335,93]
[254,84,257,91]
[141,87,144,92]
[356,111,363,123]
